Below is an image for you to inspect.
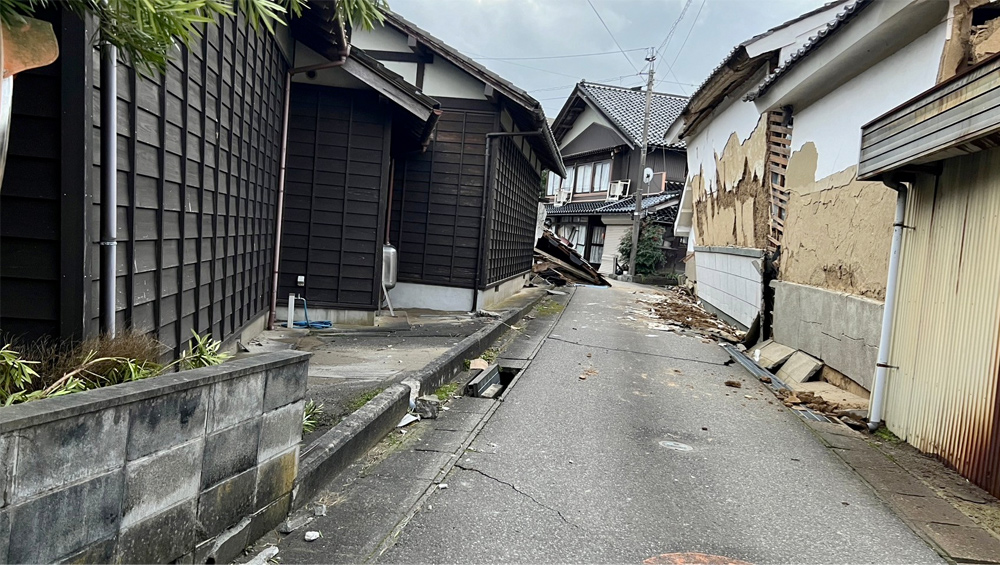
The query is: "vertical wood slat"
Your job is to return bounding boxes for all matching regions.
[335,96,354,304]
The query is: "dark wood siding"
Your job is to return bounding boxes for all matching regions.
[1,10,91,342]
[88,14,288,355]
[486,135,541,285]
[277,84,390,310]
[389,101,494,288]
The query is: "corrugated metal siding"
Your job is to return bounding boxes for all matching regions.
[486,135,541,285]
[859,56,1000,180]
[88,14,287,355]
[277,84,389,309]
[886,146,1000,498]
[388,101,494,288]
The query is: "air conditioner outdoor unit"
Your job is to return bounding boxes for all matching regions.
[555,189,571,206]
[607,180,630,201]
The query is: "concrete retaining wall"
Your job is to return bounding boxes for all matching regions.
[772,280,881,391]
[0,350,310,564]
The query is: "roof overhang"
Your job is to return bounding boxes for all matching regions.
[858,53,1000,180]
[748,0,944,112]
[551,84,634,150]
[381,11,566,175]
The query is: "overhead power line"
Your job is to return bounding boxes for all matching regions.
[586,0,641,75]
[472,48,647,61]
[656,0,695,60]
[667,0,707,72]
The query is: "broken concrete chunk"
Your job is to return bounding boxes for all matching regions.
[313,504,327,517]
[304,531,321,542]
[278,514,313,534]
[469,359,489,371]
[413,396,439,419]
[776,351,823,384]
[245,546,279,565]
[754,340,796,370]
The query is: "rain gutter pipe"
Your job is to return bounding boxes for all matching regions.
[99,34,117,337]
[868,179,908,432]
[472,130,545,313]
[268,38,351,330]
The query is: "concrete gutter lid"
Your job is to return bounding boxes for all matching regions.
[293,288,545,506]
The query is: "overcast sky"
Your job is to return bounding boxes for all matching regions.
[387,0,829,116]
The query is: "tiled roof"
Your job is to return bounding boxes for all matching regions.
[544,200,609,216]
[745,0,871,102]
[578,83,688,149]
[596,188,683,214]
[649,205,679,226]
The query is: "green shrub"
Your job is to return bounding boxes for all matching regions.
[618,220,666,276]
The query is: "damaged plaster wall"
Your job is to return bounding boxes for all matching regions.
[779,22,946,298]
[689,113,771,250]
[940,0,1000,81]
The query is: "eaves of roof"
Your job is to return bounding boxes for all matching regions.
[544,200,609,216]
[577,82,688,150]
[596,188,683,214]
[676,0,851,137]
[381,11,565,176]
[744,0,872,102]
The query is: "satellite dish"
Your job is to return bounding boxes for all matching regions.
[643,167,654,184]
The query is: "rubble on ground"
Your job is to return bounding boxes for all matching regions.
[630,287,745,342]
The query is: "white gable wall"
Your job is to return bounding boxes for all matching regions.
[559,104,619,149]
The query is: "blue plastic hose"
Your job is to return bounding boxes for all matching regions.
[292,297,333,329]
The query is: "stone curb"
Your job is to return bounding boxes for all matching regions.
[291,288,545,508]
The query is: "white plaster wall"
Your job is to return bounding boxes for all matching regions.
[789,21,947,179]
[694,249,763,328]
[684,77,765,196]
[388,282,475,311]
[746,4,845,59]
[381,60,418,85]
[350,23,411,52]
[560,104,617,149]
[422,57,486,100]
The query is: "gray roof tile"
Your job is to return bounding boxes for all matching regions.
[579,83,687,149]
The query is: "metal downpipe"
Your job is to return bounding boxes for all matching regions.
[868,182,908,432]
[267,46,350,330]
[99,39,117,337]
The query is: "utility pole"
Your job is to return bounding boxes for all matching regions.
[627,48,655,281]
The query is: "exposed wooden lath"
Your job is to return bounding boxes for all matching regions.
[766,109,792,258]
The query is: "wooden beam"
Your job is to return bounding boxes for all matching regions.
[341,57,433,121]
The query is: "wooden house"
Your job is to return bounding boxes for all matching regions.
[543,82,687,275]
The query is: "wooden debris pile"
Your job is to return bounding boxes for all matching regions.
[532,231,610,286]
[632,288,745,343]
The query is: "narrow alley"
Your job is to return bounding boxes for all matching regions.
[271,283,943,564]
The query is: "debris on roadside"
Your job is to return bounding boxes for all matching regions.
[631,287,745,343]
[397,413,420,428]
[304,531,321,542]
[724,380,742,388]
[245,546,279,565]
[413,395,440,419]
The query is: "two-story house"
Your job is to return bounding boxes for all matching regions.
[543,82,687,275]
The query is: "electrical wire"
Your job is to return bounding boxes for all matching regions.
[656,0,695,60]
[472,48,647,61]
[586,0,641,74]
[486,59,588,80]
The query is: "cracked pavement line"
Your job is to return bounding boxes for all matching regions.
[454,464,581,529]
[546,335,731,366]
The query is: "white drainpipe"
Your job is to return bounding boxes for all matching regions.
[868,182,908,432]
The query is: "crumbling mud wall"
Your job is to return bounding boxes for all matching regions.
[691,114,770,250]
[940,0,1000,81]
[779,143,895,300]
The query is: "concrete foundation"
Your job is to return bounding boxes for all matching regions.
[478,274,530,311]
[772,280,882,391]
[388,282,475,312]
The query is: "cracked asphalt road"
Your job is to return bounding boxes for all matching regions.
[377,283,943,564]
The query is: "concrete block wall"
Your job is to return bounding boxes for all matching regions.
[694,246,764,329]
[772,280,881,391]
[0,350,309,564]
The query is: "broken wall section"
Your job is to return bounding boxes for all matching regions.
[690,114,771,250]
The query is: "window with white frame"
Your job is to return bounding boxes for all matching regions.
[593,161,611,192]
[546,173,561,196]
[561,166,575,191]
[576,163,594,193]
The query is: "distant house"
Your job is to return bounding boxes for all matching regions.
[543,82,687,274]
[281,10,564,317]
